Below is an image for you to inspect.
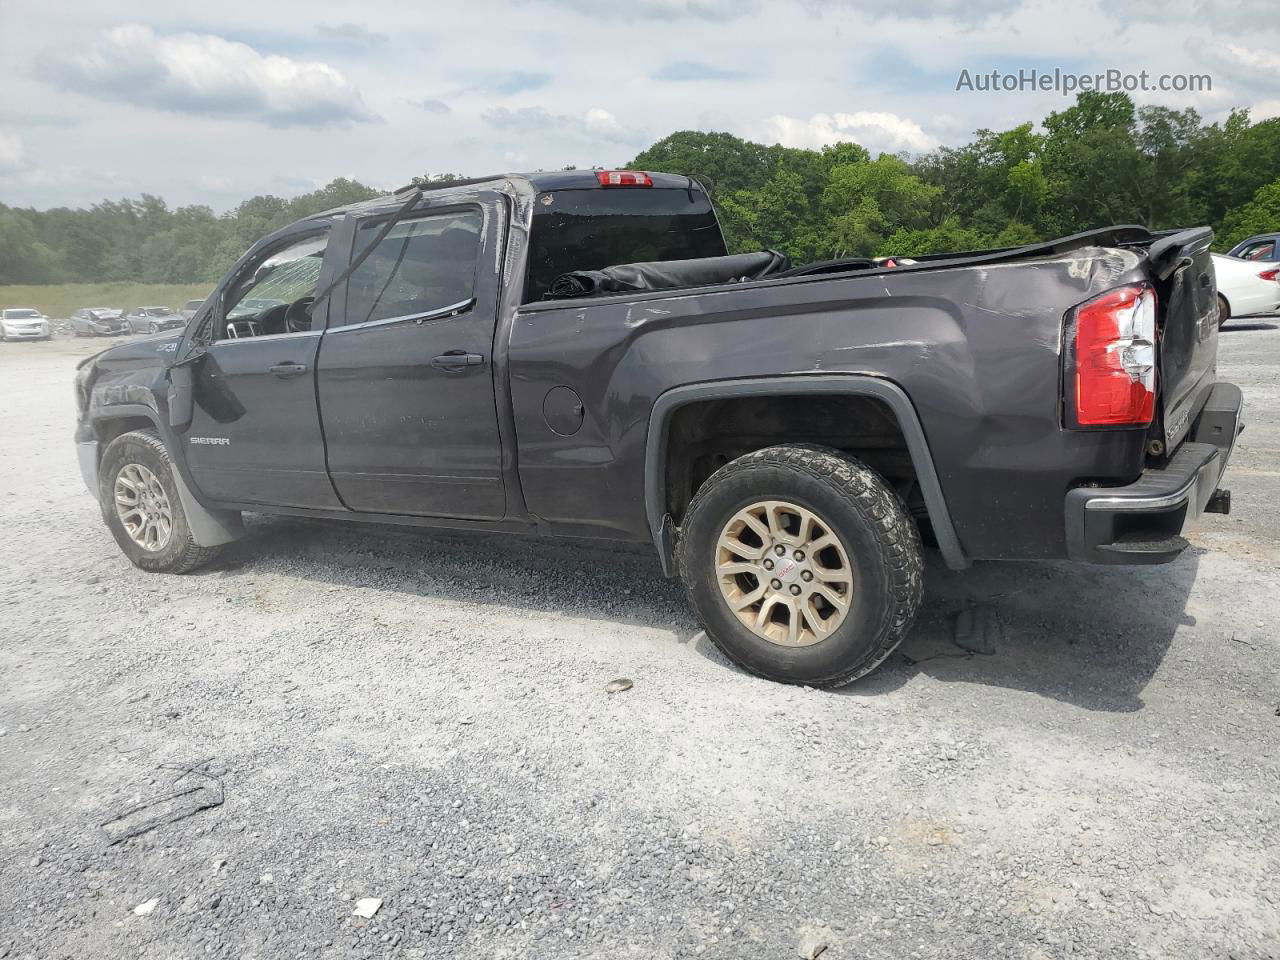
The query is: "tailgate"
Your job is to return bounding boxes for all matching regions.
[1148,227,1218,452]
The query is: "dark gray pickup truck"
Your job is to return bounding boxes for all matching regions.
[74,170,1242,687]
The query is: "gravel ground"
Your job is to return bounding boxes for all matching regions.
[2,327,1278,960]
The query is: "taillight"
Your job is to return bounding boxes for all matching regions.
[595,170,653,187]
[1067,283,1157,428]
[1259,268,1279,282]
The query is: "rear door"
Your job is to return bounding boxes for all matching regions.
[1152,227,1219,452]
[315,198,506,519]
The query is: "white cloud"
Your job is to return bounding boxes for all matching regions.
[38,24,377,127]
[544,0,755,19]
[1203,42,1280,86]
[1250,99,1280,121]
[582,108,627,140]
[483,106,644,146]
[760,111,939,154]
[0,131,26,174]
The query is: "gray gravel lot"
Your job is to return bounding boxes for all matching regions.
[2,327,1278,959]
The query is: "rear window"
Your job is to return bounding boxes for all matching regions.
[4,309,40,319]
[524,188,726,302]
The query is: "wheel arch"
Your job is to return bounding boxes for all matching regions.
[88,405,244,548]
[644,375,968,575]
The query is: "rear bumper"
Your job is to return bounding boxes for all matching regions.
[1065,382,1243,564]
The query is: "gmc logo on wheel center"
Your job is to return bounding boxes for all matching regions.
[189,437,230,446]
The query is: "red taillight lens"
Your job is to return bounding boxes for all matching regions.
[1259,268,1279,282]
[1069,284,1157,427]
[595,170,653,187]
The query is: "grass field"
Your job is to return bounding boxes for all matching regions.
[0,282,212,319]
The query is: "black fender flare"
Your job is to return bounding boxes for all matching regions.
[86,403,244,548]
[643,374,968,575]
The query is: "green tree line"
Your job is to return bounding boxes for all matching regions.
[3,92,1279,285]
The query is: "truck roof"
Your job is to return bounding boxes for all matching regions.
[315,170,701,220]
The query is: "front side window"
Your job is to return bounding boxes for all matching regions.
[339,209,482,328]
[217,233,329,339]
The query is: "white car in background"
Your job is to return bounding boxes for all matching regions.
[1,307,52,341]
[1213,253,1280,326]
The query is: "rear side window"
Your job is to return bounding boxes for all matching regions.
[1239,240,1276,261]
[339,209,482,327]
[524,188,726,302]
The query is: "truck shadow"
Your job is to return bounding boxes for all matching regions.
[213,515,1199,715]
[846,550,1201,713]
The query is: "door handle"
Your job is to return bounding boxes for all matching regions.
[269,361,308,378]
[431,351,485,373]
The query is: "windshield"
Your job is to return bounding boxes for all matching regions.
[183,300,204,310]
[4,309,40,319]
[144,307,173,316]
[524,188,726,302]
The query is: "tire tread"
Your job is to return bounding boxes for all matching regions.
[678,443,924,687]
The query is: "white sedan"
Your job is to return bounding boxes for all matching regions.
[1213,253,1280,326]
[0,307,52,341]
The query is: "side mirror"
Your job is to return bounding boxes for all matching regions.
[167,356,203,430]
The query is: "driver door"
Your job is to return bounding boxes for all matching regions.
[183,224,345,509]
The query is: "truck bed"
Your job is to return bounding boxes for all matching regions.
[509,225,1220,562]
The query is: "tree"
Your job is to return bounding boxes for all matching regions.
[820,155,941,258]
[3,100,1279,285]
[1218,178,1280,250]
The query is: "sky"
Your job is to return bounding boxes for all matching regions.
[0,0,1277,211]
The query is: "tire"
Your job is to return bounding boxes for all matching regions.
[678,444,923,688]
[1218,294,1230,329]
[98,429,223,574]
[148,322,159,334]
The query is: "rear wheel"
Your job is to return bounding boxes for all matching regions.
[678,444,923,688]
[1218,294,1230,328]
[99,429,223,573]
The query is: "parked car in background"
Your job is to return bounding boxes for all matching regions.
[125,306,186,335]
[1227,234,1279,263]
[180,299,207,321]
[1212,253,1280,325]
[1,308,52,341]
[70,307,129,337]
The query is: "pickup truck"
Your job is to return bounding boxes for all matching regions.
[73,170,1243,688]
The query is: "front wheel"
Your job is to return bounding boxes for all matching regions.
[148,322,159,334]
[1218,294,1230,329]
[98,429,223,573]
[678,444,923,688]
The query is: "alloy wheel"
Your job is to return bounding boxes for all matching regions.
[114,463,173,552]
[714,499,853,647]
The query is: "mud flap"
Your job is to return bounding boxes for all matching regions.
[171,466,245,547]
